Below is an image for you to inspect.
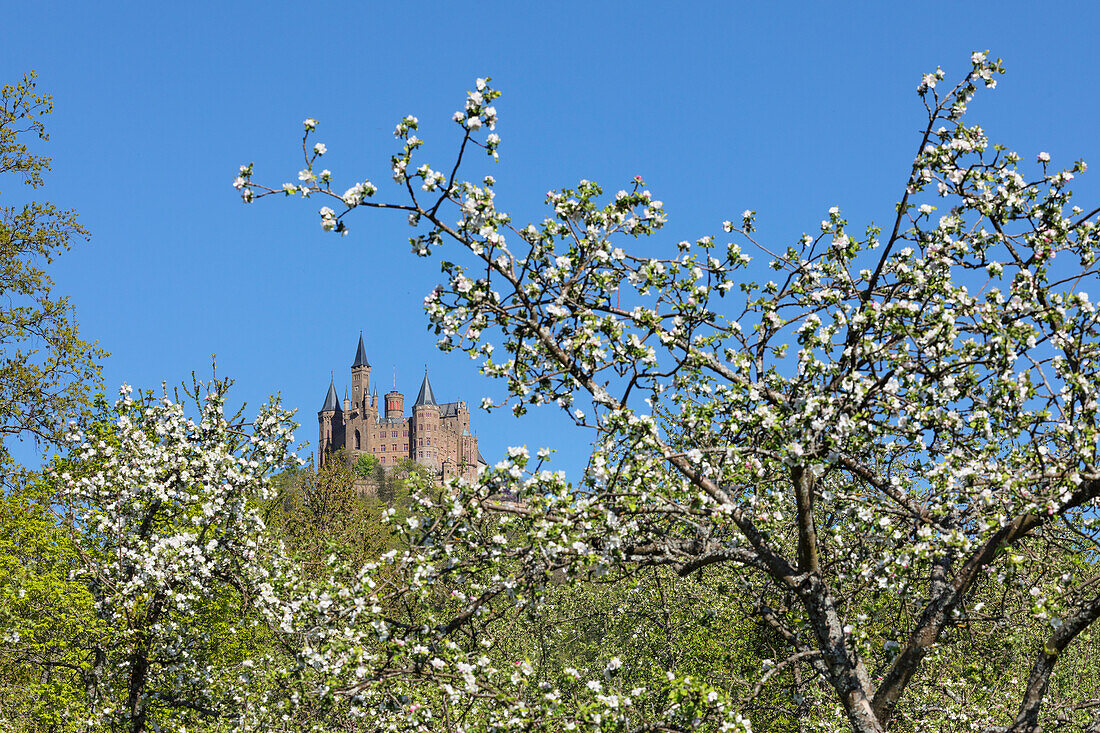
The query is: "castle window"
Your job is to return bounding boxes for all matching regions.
[419,438,423,446]
[381,456,386,464]
[354,430,361,450]
[381,444,386,452]
[392,444,397,452]
[426,438,431,446]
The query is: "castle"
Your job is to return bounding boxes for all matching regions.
[318,334,486,484]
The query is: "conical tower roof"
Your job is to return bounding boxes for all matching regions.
[320,376,341,413]
[413,370,437,407]
[352,332,370,368]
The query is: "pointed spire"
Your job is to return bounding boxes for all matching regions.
[352,331,370,368]
[414,369,437,407]
[321,374,341,412]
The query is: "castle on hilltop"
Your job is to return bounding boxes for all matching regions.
[318,334,486,483]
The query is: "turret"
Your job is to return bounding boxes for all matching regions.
[385,390,404,420]
[317,375,344,467]
[412,370,440,469]
[351,332,371,412]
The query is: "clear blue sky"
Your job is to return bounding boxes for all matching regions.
[3,2,1099,478]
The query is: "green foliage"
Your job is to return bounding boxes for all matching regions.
[355,453,378,477]
[268,453,430,574]
[377,456,430,505]
[0,72,105,481]
[0,475,97,730]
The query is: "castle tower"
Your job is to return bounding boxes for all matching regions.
[385,390,404,420]
[351,332,371,413]
[411,370,439,468]
[317,375,344,467]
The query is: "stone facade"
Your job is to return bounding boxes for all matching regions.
[317,334,485,484]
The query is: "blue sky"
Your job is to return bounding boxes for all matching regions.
[3,2,1099,478]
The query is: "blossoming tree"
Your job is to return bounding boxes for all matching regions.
[238,54,1100,733]
[55,377,299,732]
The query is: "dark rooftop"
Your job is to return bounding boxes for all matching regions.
[414,371,437,407]
[352,332,370,368]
